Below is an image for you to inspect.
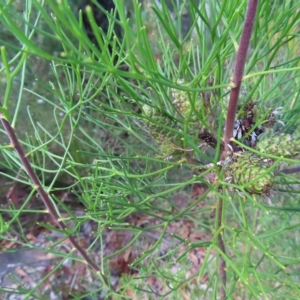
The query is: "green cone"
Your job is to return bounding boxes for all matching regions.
[256,133,300,158]
[171,81,202,122]
[143,105,184,157]
[224,152,274,194]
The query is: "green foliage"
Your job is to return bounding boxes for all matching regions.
[257,133,300,158]
[0,0,300,298]
[223,152,275,195]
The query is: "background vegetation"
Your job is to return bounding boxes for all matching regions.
[0,0,300,299]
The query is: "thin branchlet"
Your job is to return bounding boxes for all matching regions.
[0,116,110,286]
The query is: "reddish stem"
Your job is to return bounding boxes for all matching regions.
[223,0,258,158]
[218,1,259,298]
[0,115,107,280]
[278,166,300,175]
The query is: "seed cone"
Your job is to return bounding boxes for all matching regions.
[256,133,300,158]
[224,152,274,194]
[171,81,202,122]
[143,105,184,157]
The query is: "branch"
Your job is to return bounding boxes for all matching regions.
[217,1,259,298]
[223,0,258,158]
[277,165,300,175]
[0,114,109,284]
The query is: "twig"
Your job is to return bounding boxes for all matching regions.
[277,165,300,175]
[223,0,258,157]
[0,115,109,285]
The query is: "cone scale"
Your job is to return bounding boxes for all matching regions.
[224,152,275,195]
